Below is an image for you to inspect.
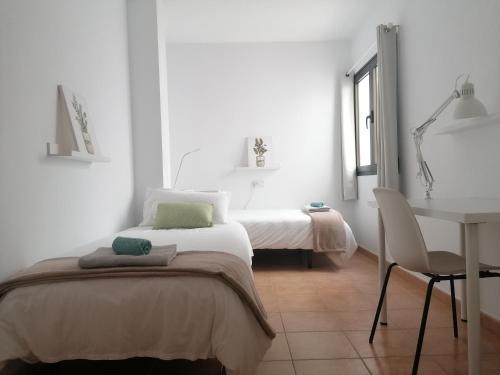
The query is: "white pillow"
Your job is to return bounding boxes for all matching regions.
[141,189,230,226]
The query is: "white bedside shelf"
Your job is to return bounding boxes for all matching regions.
[434,113,500,135]
[235,165,280,171]
[46,143,110,163]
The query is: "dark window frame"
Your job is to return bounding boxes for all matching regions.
[354,55,377,176]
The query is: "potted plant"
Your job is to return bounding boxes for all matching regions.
[253,137,267,167]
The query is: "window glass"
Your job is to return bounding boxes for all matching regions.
[356,74,371,167]
[354,55,377,175]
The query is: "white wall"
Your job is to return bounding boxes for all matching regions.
[348,0,500,319]
[0,0,135,280]
[166,41,353,218]
[127,0,171,222]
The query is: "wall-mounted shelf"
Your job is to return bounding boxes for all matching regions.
[46,85,110,163]
[434,113,500,135]
[47,143,110,163]
[235,165,280,171]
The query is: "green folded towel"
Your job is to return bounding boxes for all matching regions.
[112,236,152,256]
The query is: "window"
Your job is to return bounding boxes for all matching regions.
[354,55,377,175]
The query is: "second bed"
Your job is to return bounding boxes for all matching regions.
[229,209,358,265]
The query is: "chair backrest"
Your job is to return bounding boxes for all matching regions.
[373,188,431,273]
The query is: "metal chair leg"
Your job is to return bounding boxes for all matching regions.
[369,262,397,343]
[450,277,458,338]
[412,278,436,375]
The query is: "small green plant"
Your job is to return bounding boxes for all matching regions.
[253,137,267,156]
[71,94,94,154]
[72,94,88,134]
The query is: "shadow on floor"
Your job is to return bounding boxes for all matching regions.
[252,249,340,270]
[2,358,223,375]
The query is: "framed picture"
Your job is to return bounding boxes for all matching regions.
[247,136,272,168]
[59,85,99,155]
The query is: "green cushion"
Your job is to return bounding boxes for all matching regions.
[154,202,214,229]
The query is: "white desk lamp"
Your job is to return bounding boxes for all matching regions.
[412,75,488,199]
[173,148,201,189]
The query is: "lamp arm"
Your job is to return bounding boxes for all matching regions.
[173,148,201,189]
[413,91,460,136]
[411,89,460,199]
[413,131,435,199]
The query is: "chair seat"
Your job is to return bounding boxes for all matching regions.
[428,251,500,275]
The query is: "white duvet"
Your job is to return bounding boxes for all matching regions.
[229,209,358,262]
[70,221,254,266]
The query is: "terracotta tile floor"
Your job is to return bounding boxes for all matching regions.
[253,250,500,375]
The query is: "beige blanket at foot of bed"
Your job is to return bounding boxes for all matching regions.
[310,210,347,252]
[0,251,274,375]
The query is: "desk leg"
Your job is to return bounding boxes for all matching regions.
[378,210,387,324]
[465,223,481,375]
[459,223,467,321]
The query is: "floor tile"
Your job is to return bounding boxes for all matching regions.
[278,294,327,312]
[380,307,459,330]
[281,311,342,332]
[260,291,280,312]
[268,312,285,332]
[346,327,500,358]
[432,353,500,375]
[274,282,319,296]
[311,278,362,293]
[253,273,273,287]
[321,292,378,311]
[379,291,426,310]
[329,310,377,331]
[421,327,500,356]
[346,330,419,358]
[263,333,291,361]
[294,359,369,375]
[286,332,358,360]
[356,280,414,295]
[363,356,447,375]
[255,361,295,375]
[256,284,276,295]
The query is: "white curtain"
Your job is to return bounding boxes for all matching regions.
[340,74,358,200]
[376,24,399,189]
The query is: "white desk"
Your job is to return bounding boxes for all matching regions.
[374,198,500,375]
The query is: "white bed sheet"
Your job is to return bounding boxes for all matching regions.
[69,221,254,267]
[229,209,358,261]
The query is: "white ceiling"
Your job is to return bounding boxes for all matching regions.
[164,0,377,43]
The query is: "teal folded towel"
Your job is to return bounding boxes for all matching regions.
[310,201,324,208]
[112,236,152,256]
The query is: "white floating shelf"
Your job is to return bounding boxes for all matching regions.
[235,165,280,171]
[433,113,500,135]
[47,143,110,163]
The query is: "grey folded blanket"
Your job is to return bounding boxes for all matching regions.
[78,245,177,269]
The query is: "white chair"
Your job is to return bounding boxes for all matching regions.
[370,188,500,375]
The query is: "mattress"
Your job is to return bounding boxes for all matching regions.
[69,221,254,267]
[229,209,358,261]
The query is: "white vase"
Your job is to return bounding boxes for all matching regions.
[256,155,265,167]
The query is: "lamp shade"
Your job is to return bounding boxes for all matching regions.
[452,80,487,119]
